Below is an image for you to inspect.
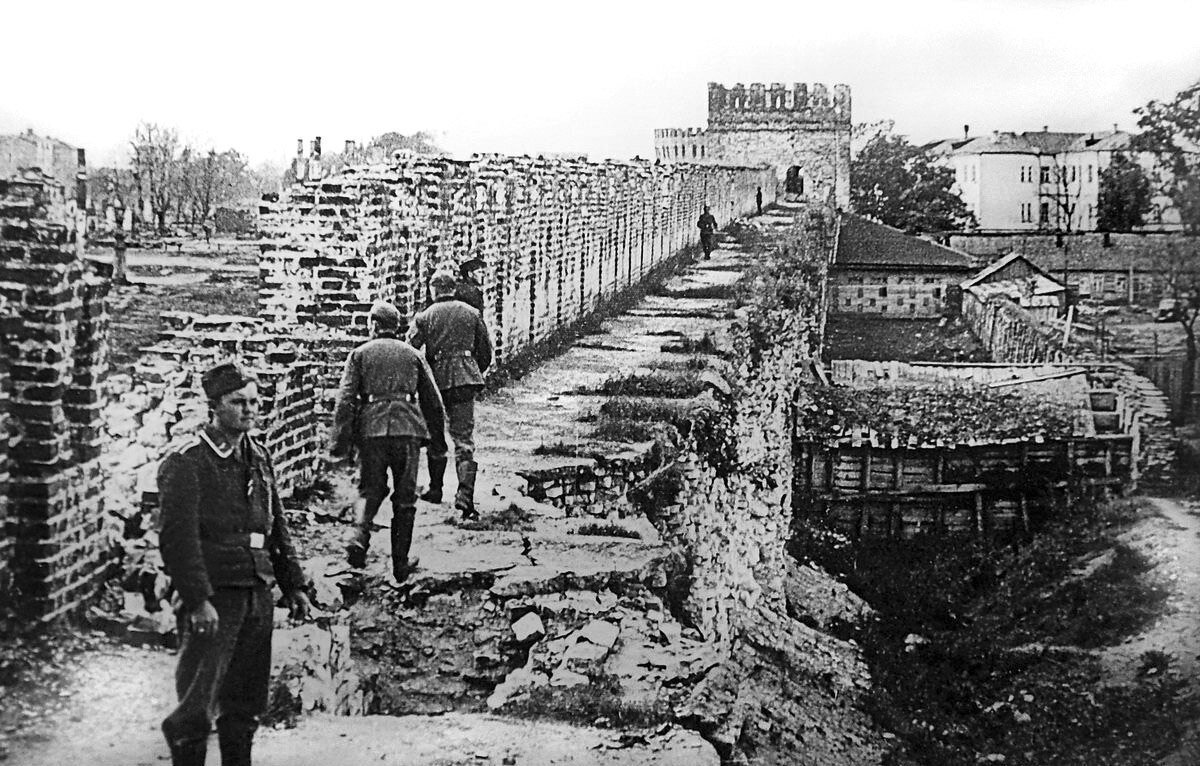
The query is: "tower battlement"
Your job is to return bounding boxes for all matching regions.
[707,82,851,128]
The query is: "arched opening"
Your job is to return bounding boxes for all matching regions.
[785,166,804,195]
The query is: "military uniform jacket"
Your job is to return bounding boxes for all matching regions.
[331,333,446,453]
[455,280,485,314]
[158,429,306,610]
[408,297,493,394]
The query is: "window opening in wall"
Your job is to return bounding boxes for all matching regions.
[1040,166,1050,184]
[700,145,705,158]
[1087,165,1093,182]
[933,287,941,299]
[692,145,697,158]
[971,165,977,181]
[1039,202,1050,225]
[879,286,888,297]
[785,166,804,194]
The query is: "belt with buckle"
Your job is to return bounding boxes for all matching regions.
[365,392,416,403]
[209,532,267,549]
[434,350,473,361]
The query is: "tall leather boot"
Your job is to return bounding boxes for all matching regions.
[419,456,447,504]
[390,506,419,582]
[345,496,384,569]
[165,736,207,766]
[454,458,479,520]
[217,719,255,766]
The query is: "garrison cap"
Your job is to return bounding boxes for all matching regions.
[201,362,256,401]
[369,300,401,328]
[459,256,485,274]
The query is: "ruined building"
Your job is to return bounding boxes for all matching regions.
[655,81,852,208]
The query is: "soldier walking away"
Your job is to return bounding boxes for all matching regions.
[158,362,312,766]
[697,205,718,258]
[331,300,447,582]
[456,256,486,313]
[756,186,763,216]
[409,269,494,519]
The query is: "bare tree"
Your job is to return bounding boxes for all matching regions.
[131,122,182,233]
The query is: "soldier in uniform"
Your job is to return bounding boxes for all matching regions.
[455,256,486,313]
[331,300,446,582]
[158,362,312,766]
[697,205,718,258]
[408,269,493,519]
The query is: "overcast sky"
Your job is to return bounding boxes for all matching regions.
[3,0,1197,168]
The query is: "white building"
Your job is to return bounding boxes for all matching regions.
[927,129,1182,232]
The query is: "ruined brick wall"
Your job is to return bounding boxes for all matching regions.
[258,156,773,372]
[705,82,851,207]
[830,269,958,317]
[0,171,110,620]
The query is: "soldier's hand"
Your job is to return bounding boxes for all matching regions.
[189,600,219,637]
[286,591,312,621]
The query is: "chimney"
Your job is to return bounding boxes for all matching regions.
[296,138,304,157]
[1113,123,1119,134]
[992,130,1000,140]
[1043,125,1049,133]
[963,124,970,139]
[76,148,86,168]
[312,136,322,158]
[345,139,356,154]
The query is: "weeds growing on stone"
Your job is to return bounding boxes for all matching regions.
[660,331,720,355]
[503,673,673,729]
[573,522,642,540]
[598,372,705,398]
[452,504,537,533]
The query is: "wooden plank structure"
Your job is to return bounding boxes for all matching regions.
[797,360,1144,541]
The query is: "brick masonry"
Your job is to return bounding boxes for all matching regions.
[1,171,110,621]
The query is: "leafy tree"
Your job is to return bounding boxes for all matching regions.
[367,130,444,157]
[180,148,248,224]
[850,128,974,233]
[1134,80,1200,233]
[1097,152,1153,232]
[1158,241,1200,362]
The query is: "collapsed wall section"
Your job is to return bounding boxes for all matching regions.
[258,156,774,372]
[0,171,110,621]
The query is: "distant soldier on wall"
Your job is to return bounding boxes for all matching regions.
[408,269,494,519]
[331,300,447,583]
[158,362,312,766]
[456,256,486,313]
[697,205,718,258]
[756,186,763,216]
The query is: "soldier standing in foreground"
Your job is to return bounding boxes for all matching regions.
[331,300,446,582]
[408,269,493,519]
[158,362,312,766]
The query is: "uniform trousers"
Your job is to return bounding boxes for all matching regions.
[162,586,274,748]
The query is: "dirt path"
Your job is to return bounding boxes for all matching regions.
[1100,496,1200,764]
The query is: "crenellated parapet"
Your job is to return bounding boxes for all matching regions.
[707,82,851,129]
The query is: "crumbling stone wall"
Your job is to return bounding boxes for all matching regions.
[258,155,774,373]
[648,207,834,644]
[0,171,110,620]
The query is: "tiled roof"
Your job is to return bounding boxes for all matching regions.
[835,214,975,271]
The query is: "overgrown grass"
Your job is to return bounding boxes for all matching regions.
[660,331,720,355]
[451,504,537,532]
[796,497,1193,765]
[573,522,643,540]
[503,673,673,729]
[597,372,705,398]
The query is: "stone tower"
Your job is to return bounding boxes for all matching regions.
[705,82,851,208]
